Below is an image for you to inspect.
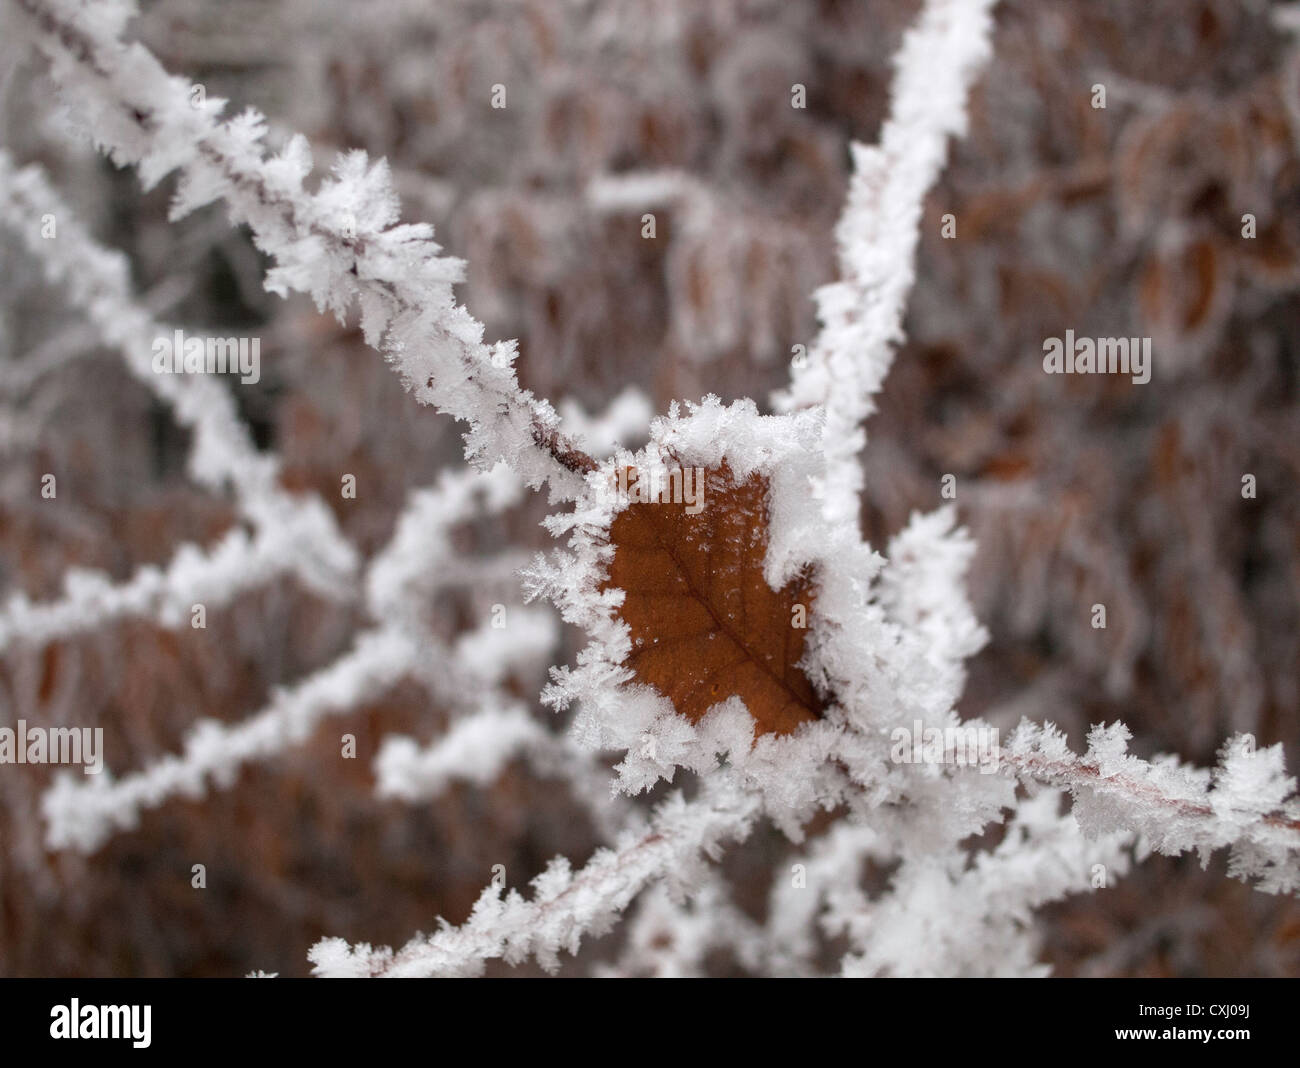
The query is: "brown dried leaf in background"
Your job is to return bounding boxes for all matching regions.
[603,461,822,736]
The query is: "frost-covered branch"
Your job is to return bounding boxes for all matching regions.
[39,514,554,852]
[42,625,420,851]
[0,152,358,647]
[0,153,342,527]
[369,421,649,843]
[839,792,1133,977]
[374,703,630,841]
[1005,722,1300,894]
[765,823,889,976]
[773,0,999,527]
[0,526,317,651]
[596,878,767,978]
[38,379,652,853]
[374,706,554,802]
[308,774,760,976]
[14,0,594,497]
[39,596,552,854]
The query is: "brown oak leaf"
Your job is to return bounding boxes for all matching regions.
[603,461,823,736]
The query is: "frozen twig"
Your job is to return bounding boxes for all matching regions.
[42,626,420,852]
[0,152,358,647]
[308,774,760,976]
[14,0,594,497]
[1004,722,1300,893]
[773,0,999,528]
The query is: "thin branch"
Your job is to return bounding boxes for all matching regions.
[15,0,595,496]
[308,775,760,976]
[773,0,999,529]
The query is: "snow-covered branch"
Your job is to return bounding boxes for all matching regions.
[0,526,317,651]
[36,377,653,853]
[374,703,630,841]
[38,485,555,851]
[13,0,594,497]
[308,774,760,976]
[773,0,999,528]
[1005,722,1300,894]
[42,625,420,852]
[839,792,1133,977]
[0,151,358,646]
[596,878,767,978]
